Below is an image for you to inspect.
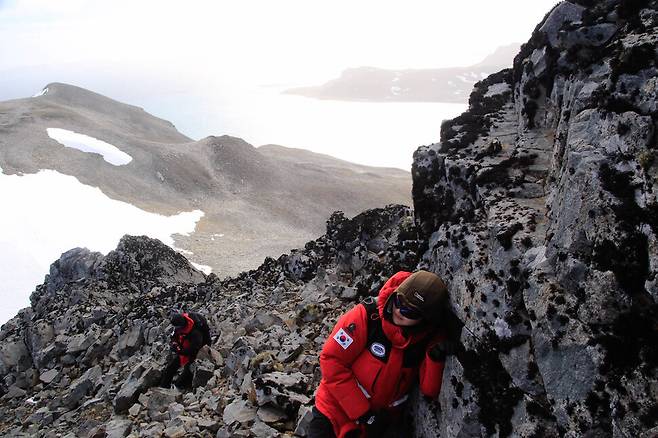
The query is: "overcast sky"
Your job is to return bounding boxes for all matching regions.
[1,0,559,86]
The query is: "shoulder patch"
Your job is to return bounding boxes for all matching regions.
[333,328,354,350]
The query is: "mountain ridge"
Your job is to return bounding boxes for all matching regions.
[0,84,412,277]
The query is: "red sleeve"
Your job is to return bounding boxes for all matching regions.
[419,335,446,398]
[319,304,370,420]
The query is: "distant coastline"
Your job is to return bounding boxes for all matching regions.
[285,43,520,104]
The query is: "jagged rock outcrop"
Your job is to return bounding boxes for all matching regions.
[412,1,657,436]
[0,205,420,437]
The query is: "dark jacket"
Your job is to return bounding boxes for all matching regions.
[171,313,204,366]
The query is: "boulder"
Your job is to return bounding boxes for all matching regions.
[113,324,144,359]
[195,345,224,367]
[250,419,279,437]
[294,405,314,437]
[0,340,30,371]
[39,368,60,384]
[191,359,214,388]
[222,399,257,425]
[104,418,132,438]
[143,387,180,420]
[197,417,220,433]
[62,365,102,408]
[538,2,585,48]
[253,372,311,415]
[257,405,287,423]
[114,361,162,413]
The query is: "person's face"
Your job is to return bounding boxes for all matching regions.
[392,294,423,327]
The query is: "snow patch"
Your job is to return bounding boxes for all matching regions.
[390,85,402,96]
[46,128,133,166]
[33,87,49,97]
[191,262,213,275]
[0,169,204,324]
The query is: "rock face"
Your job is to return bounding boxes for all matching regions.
[412,1,658,436]
[1,1,657,437]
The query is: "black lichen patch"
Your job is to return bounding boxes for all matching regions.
[496,223,524,250]
[523,100,539,129]
[595,163,656,296]
[617,122,630,136]
[610,43,657,84]
[527,360,539,380]
[584,390,613,435]
[617,0,650,21]
[596,304,658,376]
[459,347,524,437]
[506,278,522,297]
[526,399,553,420]
[639,403,658,428]
[450,375,465,399]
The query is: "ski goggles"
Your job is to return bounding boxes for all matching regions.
[393,293,422,320]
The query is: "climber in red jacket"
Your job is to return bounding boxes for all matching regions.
[160,311,211,388]
[310,270,457,438]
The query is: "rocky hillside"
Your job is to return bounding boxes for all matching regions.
[0,206,420,437]
[412,0,658,436]
[284,44,520,103]
[1,1,657,437]
[0,83,411,276]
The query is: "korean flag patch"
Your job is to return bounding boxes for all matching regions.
[333,328,354,350]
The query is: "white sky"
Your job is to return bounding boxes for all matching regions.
[1,0,560,85]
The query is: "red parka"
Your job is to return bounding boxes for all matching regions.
[315,271,446,438]
[171,313,200,367]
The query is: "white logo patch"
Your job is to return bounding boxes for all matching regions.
[413,291,425,302]
[333,328,353,350]
[370,342,386,357]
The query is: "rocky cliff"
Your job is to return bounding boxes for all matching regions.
[412,1,657,436]
[0,1,657,437]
